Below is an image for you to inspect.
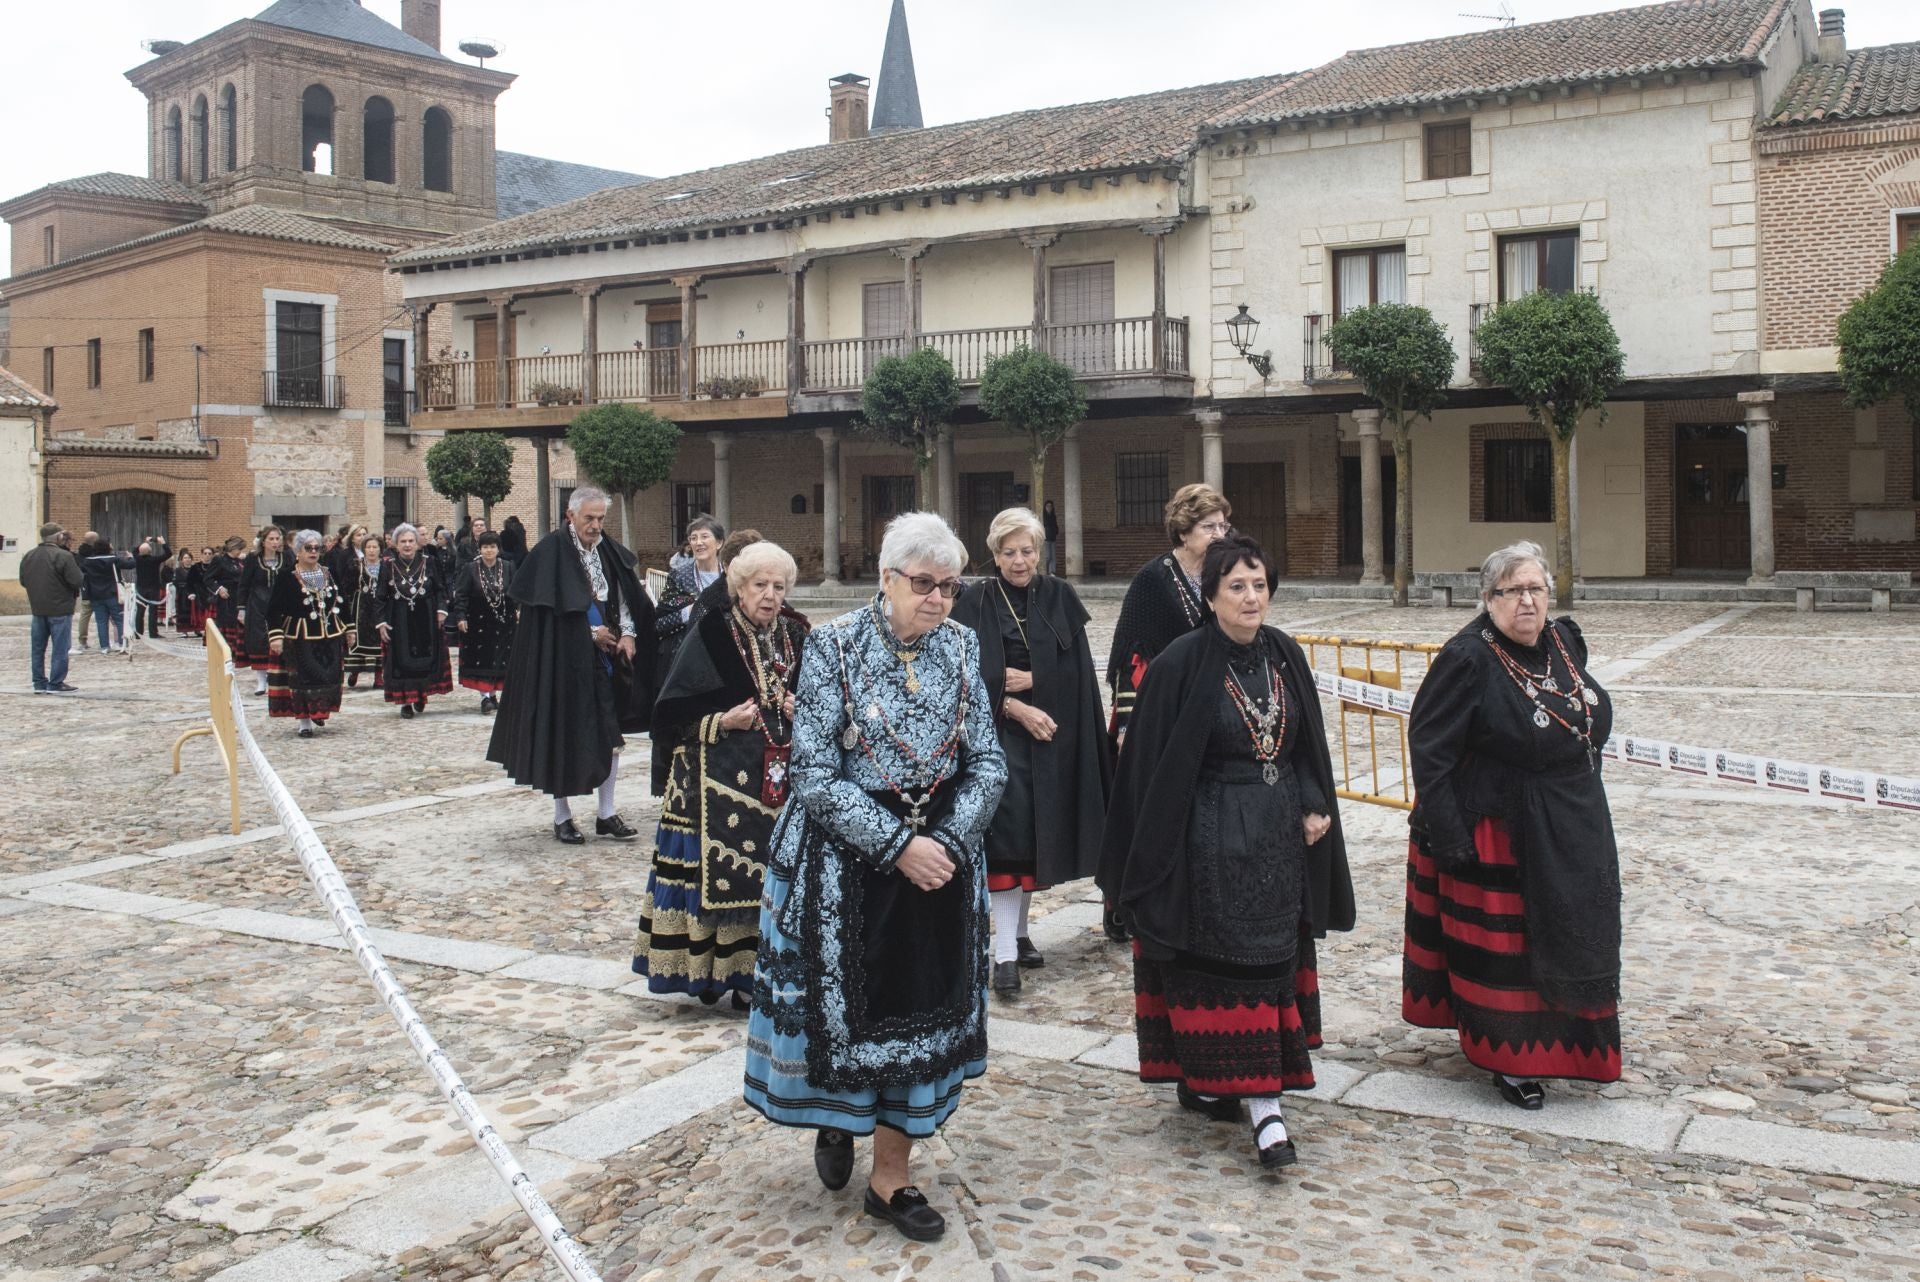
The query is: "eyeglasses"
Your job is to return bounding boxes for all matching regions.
[1194,520,1231,536]
[1489,585,1548,601]
[899,573,963,599]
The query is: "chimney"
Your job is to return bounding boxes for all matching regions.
[403,0,442,52]
[828,74,870,144]
[1817,8,1846,64]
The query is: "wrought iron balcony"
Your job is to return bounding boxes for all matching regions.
[263,370,345,409]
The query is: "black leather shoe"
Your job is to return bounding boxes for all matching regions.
[553,820,585,845]
[1492,1072,1546,1110]
[992,959,1022,995]
[863,1184,945,1242]
[1015,937,1044,969]
[731,990,751,1012]
[297,727,314,739]
[1177,1081,1241,1122]
[595,814,638,841]
[1102,901,1131,943]
[400,703,415,719]
[813,1128,854,1191]
[1255,1115,1298,1169]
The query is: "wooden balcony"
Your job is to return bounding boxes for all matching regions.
[800,317,1189,392]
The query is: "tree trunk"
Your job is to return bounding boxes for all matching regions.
[916,455,933,510]
[1029,446,1047,516]
[458,495,472,530]
[1391,428,1413,608]
[481,497,493,526]
[619,491,636,551]
[1551,430,1574,608]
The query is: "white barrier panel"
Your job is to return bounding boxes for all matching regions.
[1311,667,1920,815]
[223,673,605,1281]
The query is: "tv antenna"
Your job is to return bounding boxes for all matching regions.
[457,38,501,67]
[1460,3,1516,26]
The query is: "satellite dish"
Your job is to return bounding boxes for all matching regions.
[457,38,501,66]
[142,39,185,56]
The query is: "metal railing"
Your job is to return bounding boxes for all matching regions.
[1467,302,1492,378]
[263,369,345,409]
[1295,633,1442,810]
[1301,314,1339,383]
[384,386,411,427]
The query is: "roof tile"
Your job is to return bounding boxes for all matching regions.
[1767,41,1920,125]
[251,0,448,61]
[0,364,56,409]
[40,172,206,206]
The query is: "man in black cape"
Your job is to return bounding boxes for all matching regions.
[487,486,657,844]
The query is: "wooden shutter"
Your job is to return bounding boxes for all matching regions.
[1048,262,1115,323]
[1425,122,1471,180]
[863,282,906,337]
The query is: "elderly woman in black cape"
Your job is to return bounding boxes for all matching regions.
[1099,534,1353,1170]
[634,541,807,1007]
[950,506,1111,996]
[364,523,452,719]
[265,529,350,738]
[1402,540,1621,1111]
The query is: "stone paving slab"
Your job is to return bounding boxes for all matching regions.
[360,926,536,973]
[316,1146,598,1257]
[1343,1069,1693,1150]
[182,905,342,945]
[20,882,205,917]
[530,1047,749,1162]
[309,795,450,825]
[0,854,162,893]
[206,1240,381,1282]
[1680,1113,1920,1185]
[988,1016,1111,1063]
[144,826,290,859]
[497,952,644,990]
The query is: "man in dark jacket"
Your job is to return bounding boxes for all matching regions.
[22,523,84,692]
[134,539,169,638]
[78,531,132,651]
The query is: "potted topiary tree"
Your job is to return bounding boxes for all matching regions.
[978,345,1087,516]
[858,346,959,511]
[567,403,682,545]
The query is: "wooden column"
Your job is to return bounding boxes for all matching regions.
[576,285,600,404]
[895,242,928,343]
[411,301,434,411]
[489,294,513,410]
[1021,232,1058,349]
[676,275,700,401]
[534,434,552,537]
[1143,222,1174,376]
[786,258,809,395]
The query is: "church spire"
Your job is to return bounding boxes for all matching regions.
[870,0,923,134]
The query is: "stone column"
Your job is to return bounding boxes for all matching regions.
[676,274,700,400]
[1740,390,1777,583]
[1197,409,1225,494]
[1063,423,1085,578]
[576,285,600,404]
[711,430,734,532]
[1353,408,1385,585]
[816,427,842,585]
[533,434,552,536]
[936,431,957,525]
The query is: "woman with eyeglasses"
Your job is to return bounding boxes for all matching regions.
[950,506,1111,996]
[1100,534,1350,1170]
[1101,482,1232,941]
[1403,540,1621,1112]
[743,512,1005,1246]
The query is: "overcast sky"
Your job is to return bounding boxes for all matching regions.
[3,0,1914,265]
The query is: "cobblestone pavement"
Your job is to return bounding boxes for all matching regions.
[3,598,1919,1281]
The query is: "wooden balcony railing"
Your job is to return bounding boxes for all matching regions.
[1162,317,1190,375]
[799,336,911,392]
[694,340,787,396]
[597,348,682,401]
[919,325,1033,382]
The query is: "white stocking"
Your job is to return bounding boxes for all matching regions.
[553,796,573,825]
[255,671,268,694]
[1249,1096,1287,1144]
[1016,890,1033,939]
[990,889,1022,963]
[596,754,620,820]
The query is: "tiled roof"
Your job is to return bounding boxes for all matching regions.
[251,0,448,61]
[38,172,205,206]
[6,203,395,284]
[0,364,56,409]
[392,73,1296,265]
[44,437,212,458]
[495,152,649,220]
[1214,0,1793,127]
[1767,41,1920,125]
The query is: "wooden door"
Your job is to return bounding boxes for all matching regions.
[1229,462,1288,576]
[866,475,917,572]
[90,489,170,554]
[959,472,1018,570]
[472,315,516,404]
[1675,427,1751,572]
[1339,454,1396,571]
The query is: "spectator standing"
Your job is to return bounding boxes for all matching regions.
[79,532,132,652]
[22,523,84,693]
[134,540,168,638]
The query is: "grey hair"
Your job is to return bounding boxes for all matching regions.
[568,485,610,514]
[726,540,798,595]
[985,506,1046,560]
[878,511,966,583]
[392,522,419,542]
[291,528,324,553]
[1480,540,1552,601]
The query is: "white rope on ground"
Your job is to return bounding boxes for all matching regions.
[1310,667,1920,815]
[221,671,605,1281]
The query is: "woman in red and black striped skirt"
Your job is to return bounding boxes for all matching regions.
[1404,541,1622,1110]
[1100,536,1354,1169]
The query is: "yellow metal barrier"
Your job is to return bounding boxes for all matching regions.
[1294,633,1442,811]
[170,628,242,834]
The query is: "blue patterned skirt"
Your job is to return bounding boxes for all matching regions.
[742,860,985,1138]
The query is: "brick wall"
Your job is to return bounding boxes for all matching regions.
[1756,117,1920,352]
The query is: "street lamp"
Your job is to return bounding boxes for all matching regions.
[1225,303,1274,380]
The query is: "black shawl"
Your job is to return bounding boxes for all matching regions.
[1408,613,1620,1011]
[1106,552,1211,737]
[950,573,1112,885]
[487,528,657,798]
[1099,622,1354,960]
[239,552,286,656]
[207,554,244,627]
